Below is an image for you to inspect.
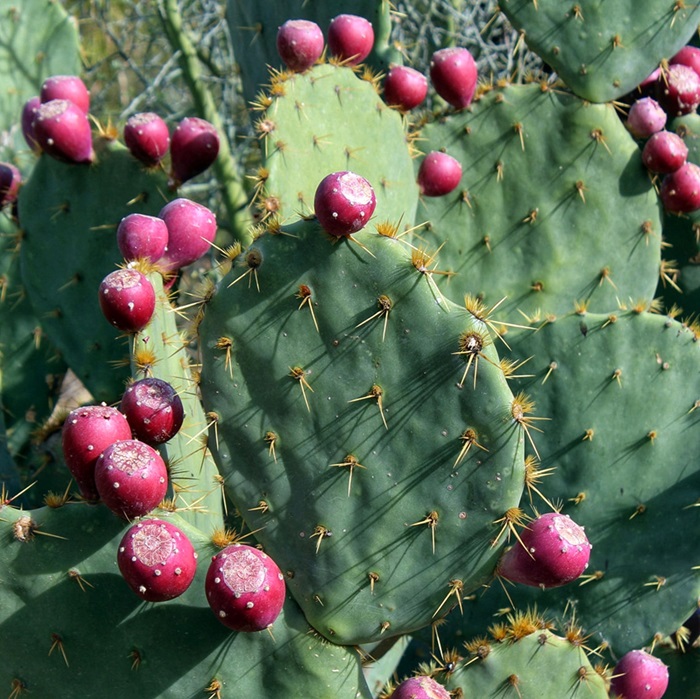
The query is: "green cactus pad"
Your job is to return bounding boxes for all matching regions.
[418,82,662,323]
[18,138,171,404]
[499,0,700,103]
[198,217,525,645]
[253,62,419,228]
[0,503,371,699]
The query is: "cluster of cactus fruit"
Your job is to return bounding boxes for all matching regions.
[1,1,699,697]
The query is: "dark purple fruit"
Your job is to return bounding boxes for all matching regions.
[314,171,376,237]
[0,163,21,207]
[327,14,374,66]
[98,267,156,333]
[117,213,169,263]
[33,99,94,164]
[610,650,669,699]
[21,96,41,152]
[169,117,219,187]
[659,162,700,213]
[157,198,217,272]
[656,64,700,116]
[430,47,478,110]
[276,19,324,72]
[642,131,688,174]
[383,65,428,111]
[124,112,170,167]
[417,151,462,197]
[40,74,90,114]
[121,377,184,445]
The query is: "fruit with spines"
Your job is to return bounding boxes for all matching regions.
[383,65,428,111]
[610,649,669,699]
[117,518,198,602]
[327,14,374,66]
[98,267,156,333]
[659,162,700,213]
[94,439,168,519]
[62,404,133,500]
[120,377,185,445]
[205,544,286,632]
[313,170,376,236]
[626,98,666,139]
[116,213,169,263]
[168,116,219,187]
[429,47,478,109]
[123,112,170,167]
[642,131,688,174]
[417,151,462,197]
[157,197,217,272]
[40,74,90,114]
[656,64,700,117]
[32,99,94,164]
[276,19,324,73]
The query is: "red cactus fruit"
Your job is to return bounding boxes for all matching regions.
[32,99,94,164]
[276,19,325,73]
[98,267,156,333]
[62,404,132,500]
[390,675,451,699]
[642,131,688,174]
[157,198,217,272]
[124,112,171,167]
[169,116,219,187]
[121,377,184,446]
[40,74,90,114]
[21,96,41,152]
[94,439,168,519]
[659,162,700,213]
[0,163,21,208]
[117,213,169,263]
[314,170,376,237]
[670,45,700,79]
[205,544,286,632]
[656,64,700,116]
[383,65,428,111]
[429,47,478,110]
[327,14,374,66]
[610,650,669,699]
[496,512,592,588]
[117,519,198,602]
[417,151,463,197]
[626,97,667,139]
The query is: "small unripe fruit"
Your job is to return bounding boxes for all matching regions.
[40,74,90,114]
[610,650,669,699]
[314,171,376,237]
[276,19,324,72]
[33,99,94,164]
[626,97,667,139]
[642,131,688,174]
[98,267,156,333]
[383,65,428,111]
[157,198,217,272]
[390,675,451,699]
[117,213,169,263]
[659,162,700,213]
[328,14,374,66]
[124,112,170,167]
[121,377,185,445]
[169,117,219,187]
[417,151,462,197]
[430,47,478,110]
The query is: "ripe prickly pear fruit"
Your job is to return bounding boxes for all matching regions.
[642,131,688,174]
[390,675,451,699]
[656,64,700,116]
[62,404,132,501]
[157,198,217,272]
[429,47,478,110]
[670,45,700,79]
[383,65,428,111]
[123,112,170,167]
[417,151,462,196]
[327,13,374,66]
[98,267,156,333]
[659,162,700,213]
[0,163,21,207]
[276,19,325,73]
[117,213,169,263]
[40,74,90,114]
[21,96,41,152]
[610,649,669,699]
[313,170,376,236]
[117,519,198,602]
[94,439,168,519]
[626,97,667,139]
[33,99,94,164]
[205,544,286,632]
[121,377,184,445]
[168,116,219,187]
[496,512,592,588]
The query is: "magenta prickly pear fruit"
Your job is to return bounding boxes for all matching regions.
[656,64,700,116]
[40,74,90,114]
[0,163,21,208]
[94,439,168,519]
[626,97,667,139]
[21,96,41,152]
[98,267,156,333]
[276,19,325,73]
[417,151,463,197]
[642,130,688,174]
[659,162,700,213]
[117,519,198,602]
[390,675,451,699]
[121,377,185,445]
[157,198,217,272]
[496,512,592,588]
[383,65,428,111]
[205,544,286,632]
[123,112,171,167]
[429,47,478,110]
[610,649,669,699]
[169,116,219,187]
[32,99,94,164]
[314,170,376,237]
[117,213,169,263]
[62,404,132,500]
[327,13,374,66]
[670,45,700,79]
